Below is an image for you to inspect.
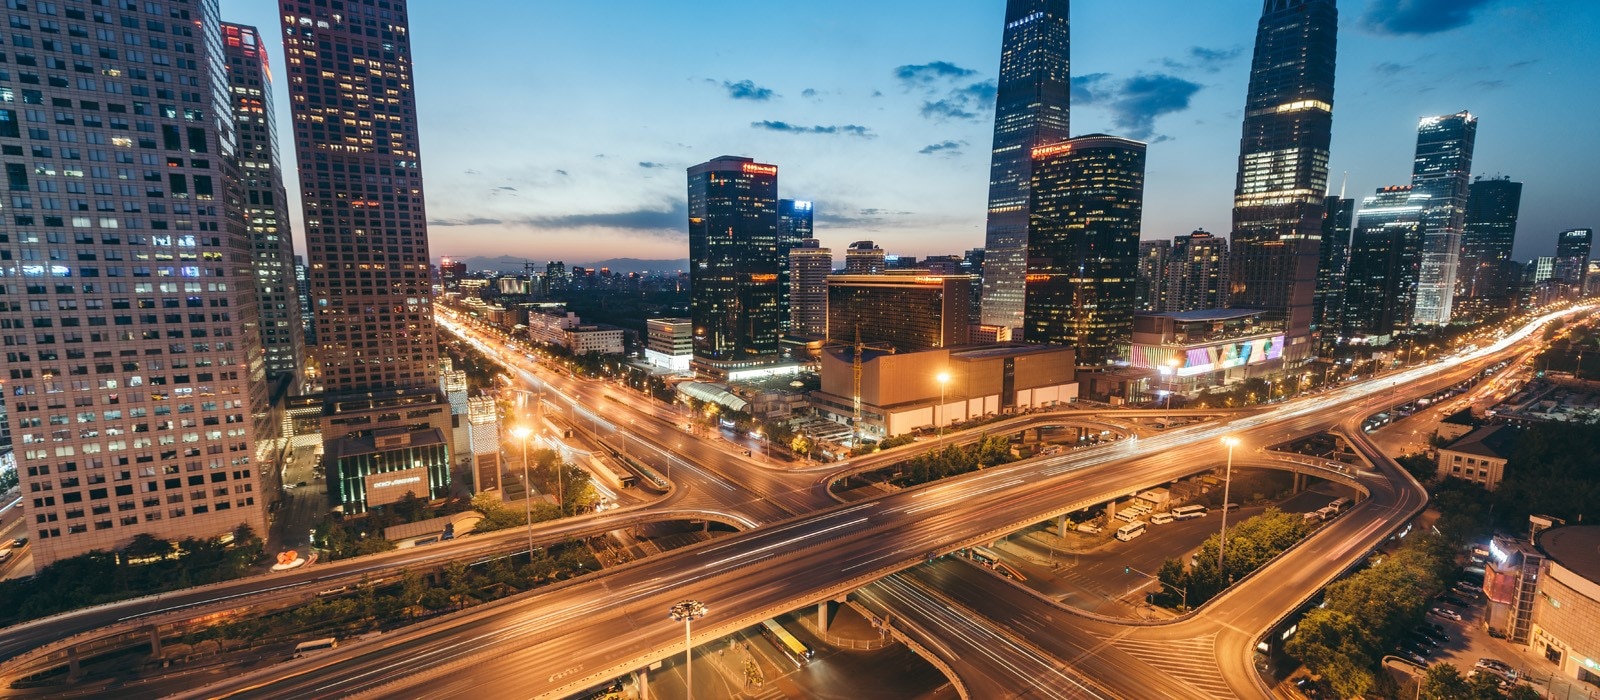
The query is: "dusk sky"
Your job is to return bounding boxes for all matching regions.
[221,0,1600,268]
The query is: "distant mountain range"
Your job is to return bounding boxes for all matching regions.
[447,256,689,275]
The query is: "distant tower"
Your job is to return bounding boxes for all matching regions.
[1228,0,1338,364]
[777,199,814,333]
[1556,228,1594,298]
[1314,195,1355,337]
[1409,112,1478,326]
[788,239,833,337]
[1024,135,1146,365]
[980,0,1072,333]
[846,241,887,275]
[1169,230,1231,312]
[1343,187,1424,343]
[1457,177,1523,316]
[1135,240,1172,312]
[687,156,783,364]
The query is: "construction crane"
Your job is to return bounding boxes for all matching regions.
[818,326,895,445]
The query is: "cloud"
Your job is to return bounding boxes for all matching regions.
[918,79,997,122]
[1104,74,1202,139]
[721,79,776,101]
[1362,0,1500,35]
[1163,46,1242,73]
[751,120,875,138]
[554,169,569,177]
[1373,61,1410,75]
[527,201,688,237]
[429,217,503,227]
[893,61,977,85]
[918,140,966,156]
[496,186,517,191]
[463,169,481,175]
[638,161,667,169]
[921,100,977,121]
[801,88,818,99]
[1072,72,1112,104]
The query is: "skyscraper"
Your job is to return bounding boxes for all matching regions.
[282,0,454,513]
[1135,240,1171,312]
[687,156,782,366]
[788,238,832,337]
[3,0,269,566]
[1168,229,1230,313]
[1024,136,1146,365]
[827,273,972,351]
[845,241,886,275]
[1342,186,1424,343]
[1409,112,1478,325]
[1314,196,1354,337]
[1457,176,1522,316]
[1228,0,1338,364]
[1555,228,1594,298]
[980,0,1072,332]
[776,199,813,333]
[222,22,304,388]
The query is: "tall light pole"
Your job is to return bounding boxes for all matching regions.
[509,425,534,557]
[1217,436,1240,579]
[935,371,951,440]
[668,599,708,700]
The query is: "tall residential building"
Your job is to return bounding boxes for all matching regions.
[1135,240,1171,312]
[788,238,832,337]
[1342,187,1424,343]
[1168,229,1230,312]
[1409,111,1478,325]
[282,0,453,513]
[1023,136,1146,366]
[687,156,782,366]
[979,0,1072,332]
[1555,228,1594,298]
[1457,176,1523,315]
[845,241,886,274]
[4,0,270,566]
[827,273,972,352]
[1228,0,1338,364]
[222,22,303,388]
[776,199,813,333]
[1314,196,1354,336]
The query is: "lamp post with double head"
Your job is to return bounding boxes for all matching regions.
[1217,436,1240,579]
[668,599,708,700]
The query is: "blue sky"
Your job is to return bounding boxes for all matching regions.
[221,0,1600,267]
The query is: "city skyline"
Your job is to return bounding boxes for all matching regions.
[217,0,1600,267]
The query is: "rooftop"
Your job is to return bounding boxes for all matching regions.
[1442,424,1520,460]
[1140,307,1267,322]
[1537,526,1600,585]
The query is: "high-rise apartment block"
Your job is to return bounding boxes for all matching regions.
[1228,0,1338,364]
[222,22,303,388]
[282,0,453,513]
[827,272,973,352]
[845,241,885,275]
[788,238,831,337]
[1135,240,1170,312]
[1457,176,1522,316]
[1168,229,1230,313]
[980,0,1071,332]
[1409,111,1478,326]
[1023,136,1146,366]
[687,156,782,367]
[1343,186,1424,343]
[4,0,271,565]
[776,199,812,333]
[1314,196,1353,337]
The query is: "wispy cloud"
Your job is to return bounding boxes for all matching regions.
[894,60,996,123]
[720,79,777,101]
[638,161,668,169]
[893,61,977,85]
[430,217,504,227]
[751,120,875,138]
[1073,73,1200,140]
[1162,46,1243,73]
[527,201,688,237]
[1362,0,1501,35]
[918,140,967,156]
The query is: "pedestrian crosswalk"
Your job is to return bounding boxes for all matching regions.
[1110,633,1238,699]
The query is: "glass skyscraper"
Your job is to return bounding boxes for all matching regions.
[1314,195,1354,337]
[776,199,812,334]
[1228,0,1337,363]
[1343,187,1424,342]
[1457,176,1522,316]
[1409,111,1477,326]
[1023,135,1145,366]
[979,0,1071,333]
[687,156,782,365]
[1555,228,1593,298]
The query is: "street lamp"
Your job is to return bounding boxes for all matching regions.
[668,599,708,700]
[1217,436,1240,579]
[935,371,951,439]
[509,425,534,558]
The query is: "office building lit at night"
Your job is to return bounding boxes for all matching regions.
[1409,111,1478,326]
[687,156,783,372]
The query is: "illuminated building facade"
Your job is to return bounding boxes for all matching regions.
[1167,229,1229,313]
[3,0,270,565]
[1555,228,1593,298]
[1129,309,1286,394]
[1228,0,1337,364]
[1024,135,1146,366]
[788,239,831,337]
[1135,240,1170,312]
[776,199,812,333]
[223,22,303,387]
[1456,176,1523,317]
[1342,186,1424,343]
[845,240,885,275]
[827,272,972,352]
[1410,111,1478,325]
[1313,196,1353,338]
[687,156,782,365]
[980,0,1072,332]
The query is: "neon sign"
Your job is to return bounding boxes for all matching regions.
[741,163,777,176]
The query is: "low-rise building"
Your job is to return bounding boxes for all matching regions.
[646,318,695,374]
[566,325,625,355]
[1529,526,1600,683]
[1436,424,1518,490]
[1129,308,1286,395]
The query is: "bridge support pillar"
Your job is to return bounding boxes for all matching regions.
[66,646,80,679]
[1058,514,1068,537]
[1292,472,1306,494]
[148,625,163,658]
[1105,500,1117,523]
[635,667,649,699]
[818,600,834,633]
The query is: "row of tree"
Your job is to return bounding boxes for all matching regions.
[1153,508,1315,609]
[1419,663,1541,700]
[890,436,1017,487]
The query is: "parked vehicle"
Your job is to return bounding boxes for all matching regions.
[1429,606,1463,621]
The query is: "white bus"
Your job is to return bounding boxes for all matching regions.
[1149,512,1174,525]
[1171,505,1208,521]
[293,638,338,657]
[968,545,1002,565]
[1115,521,1147,542]
[1328,497,1352,514]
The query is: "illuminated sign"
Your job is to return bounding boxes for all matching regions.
[748,273,778,283]
[371,476,422,489]
[741,163,778,176]
[1130,335,1285,376]
[1031,143,1073,159]
[363,467,430,507]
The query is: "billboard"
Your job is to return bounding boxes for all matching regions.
[364,467,430,508]
[1131,334,1284,375]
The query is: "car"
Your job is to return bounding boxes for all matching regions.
[1440,594,1472,607]
[1408,634,1439,648]
[1419,628,1450,644]
[10,537,26,548]
[1430,607,1463,621]
[1400,651,1428,665]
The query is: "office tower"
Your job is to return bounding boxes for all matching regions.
[788,239,832,337]
[1168,229,1230,312]
[845,241,886,275]
[885,255,920,270]
[827,273,973,351]
[544,261,569,296]
[1135,240,1171,312]
[776,199,813,333]
[1457,176,1522,315]
[687,156,782,365]
[1228,0,1338,363]
[2,0,269,566]
[1024,136,1146,365]
[1342,187,1424,343]
[979,0,1072,332]
[222,22,304,388]
[295,256,316,349]
[1409,111,1477,325]
[1314,196,1354,336]
[438,257,467,289]
[283,0,453,513]
[1555,228,1594,297]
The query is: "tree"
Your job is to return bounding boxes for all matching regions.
[1466,671,1507,700]
[1505,685,1542,700]
[122,533,175,562]
[1285,608,1374,685]
[790,435,813,458]
[1419,663,1469,700]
